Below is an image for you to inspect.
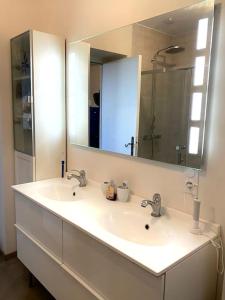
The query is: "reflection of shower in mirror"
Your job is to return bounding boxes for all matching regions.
[144,45,187,162]
[151,45,185,71]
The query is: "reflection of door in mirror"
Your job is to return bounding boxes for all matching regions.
[89,54,142,156]
[89,63,102,148]
[101,56,141,156]
[138,68,192,165]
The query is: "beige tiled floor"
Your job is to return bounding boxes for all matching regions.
[0,253,54,300]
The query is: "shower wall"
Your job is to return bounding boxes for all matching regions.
[131,24,172,71]
[131,24,197,70]
[171,30,197,67]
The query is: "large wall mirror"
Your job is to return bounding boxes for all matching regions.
[68,0,214,169]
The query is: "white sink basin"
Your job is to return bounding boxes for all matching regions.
[99,209,173,245]
[37,182,86,201]
[37,182,75,201]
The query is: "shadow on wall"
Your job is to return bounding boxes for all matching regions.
[200,4,224,300]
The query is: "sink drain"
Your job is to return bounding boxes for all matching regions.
[73,192,76,196]
[145,224,150,230]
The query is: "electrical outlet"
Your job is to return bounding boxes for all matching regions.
[185,179,194,194]
[184,168,199,195]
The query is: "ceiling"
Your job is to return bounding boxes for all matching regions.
[138,1,213,36]
[90,48,126,64]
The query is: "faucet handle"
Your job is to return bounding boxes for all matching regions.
[79,170,86,176]
[152,193,161,204]
[69,169,85,175]
[141,194,161,217]
[67,169,87,187]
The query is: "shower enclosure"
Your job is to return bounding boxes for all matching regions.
[138,67,192,165]
[137,44,193,165]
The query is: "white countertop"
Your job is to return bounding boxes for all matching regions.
[12,178,219,276]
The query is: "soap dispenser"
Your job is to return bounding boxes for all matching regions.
[106,180,117,201]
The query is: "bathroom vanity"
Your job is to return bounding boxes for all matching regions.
[13,178,219,300]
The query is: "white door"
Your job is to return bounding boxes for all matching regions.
[101,56,141,155]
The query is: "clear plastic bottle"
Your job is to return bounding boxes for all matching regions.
[106,180,117,201]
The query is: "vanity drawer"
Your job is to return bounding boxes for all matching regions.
[15,192,62,261]
[63,221,164,300]
[17,229,97,300]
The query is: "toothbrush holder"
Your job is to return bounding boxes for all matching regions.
[117,186,130,202]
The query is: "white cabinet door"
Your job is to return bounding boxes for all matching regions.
[32,30,66,180]
[63,221,164,300]
[15,151,35,183]
[17,229,97,300]
[15,193,62,261]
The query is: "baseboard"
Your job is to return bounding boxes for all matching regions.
[3,251,17,261]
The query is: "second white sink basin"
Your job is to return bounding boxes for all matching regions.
[99,209,173,245]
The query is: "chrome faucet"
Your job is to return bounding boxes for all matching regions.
[141,193,161,217]
[67,170,87,187]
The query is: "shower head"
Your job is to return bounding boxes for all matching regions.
[154,45,185,57]
[151,45,185,70]
[165,45,185,54]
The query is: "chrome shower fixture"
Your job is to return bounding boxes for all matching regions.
[151,45,185,70]
[153,45,185,58]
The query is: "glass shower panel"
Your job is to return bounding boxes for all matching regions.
[138,68,192,165]
[11,31,33,155]
[138,72,154,159]
[154,69,191,165]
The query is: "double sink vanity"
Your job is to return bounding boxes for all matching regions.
[13,177,219,300]
[9,0,219,299]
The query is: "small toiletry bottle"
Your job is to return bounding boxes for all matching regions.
[117,181,130,202]
[101,181,110,195]
[106,180,117,201]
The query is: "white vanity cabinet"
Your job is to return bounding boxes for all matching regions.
[14,192,218,300]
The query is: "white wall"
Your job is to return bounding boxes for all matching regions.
[0,0,225,298]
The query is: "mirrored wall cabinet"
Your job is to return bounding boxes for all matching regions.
[67,0,214,169]
[11,30,66,184]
